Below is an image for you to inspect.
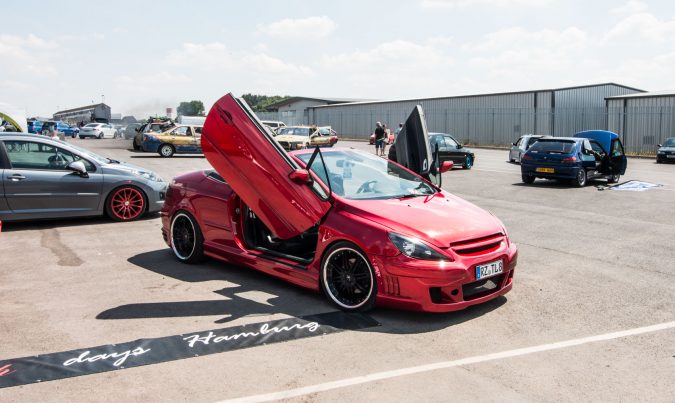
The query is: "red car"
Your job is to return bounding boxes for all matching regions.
[161,94,517,312]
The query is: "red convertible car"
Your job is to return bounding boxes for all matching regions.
[161,94,517,312]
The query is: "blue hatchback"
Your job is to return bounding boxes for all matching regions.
[520,131,627,187]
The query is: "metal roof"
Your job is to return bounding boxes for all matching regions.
[54,103,109,115]
[310,83,644,109]
[605,89,675,100]
[265,96,367,110]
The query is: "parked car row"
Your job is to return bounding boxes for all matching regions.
[28,120,80,138]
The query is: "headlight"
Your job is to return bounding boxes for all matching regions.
[132,169,162,182]
[657,151,665,154]
[388,233,448,260]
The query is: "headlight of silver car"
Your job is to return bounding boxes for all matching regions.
[388,233,448,260]
[132,169,163,182]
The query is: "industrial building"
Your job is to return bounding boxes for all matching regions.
[258,96,364,126]
[308,83,644,149]
[606,90,675,154]
[53,103,112,125]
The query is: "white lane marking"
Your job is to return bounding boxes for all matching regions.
[218,320,675,403]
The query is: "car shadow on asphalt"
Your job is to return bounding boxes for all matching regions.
[0,213,160,232]
[96,249,508,334]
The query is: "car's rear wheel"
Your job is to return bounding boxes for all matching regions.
[608,174,620,183]
[98,132,103,139]
[522,175,535,184]
[106,186,147,221]
[159,144,175,157]
[320,241,377,312]
[79,135,84,139]
[170,212,204,263]
[574,169,587,187]
[463,155,473,169]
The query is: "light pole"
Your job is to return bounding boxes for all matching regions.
[101,94,105,104]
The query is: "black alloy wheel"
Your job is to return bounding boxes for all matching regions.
[522,175,535,184]
[170,212,204,263]
[320,242,376,312]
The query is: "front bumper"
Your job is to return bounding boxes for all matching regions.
[143,180,168,213]
[371,243,518,312]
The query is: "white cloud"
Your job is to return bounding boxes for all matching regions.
[610,0,648,15]
[323,40,451,69]
[604,12,675,42]
[463,26,588,52]
[421,0,551,8]
[258,16,336,39]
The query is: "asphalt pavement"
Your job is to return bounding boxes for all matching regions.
[1,138,673,402]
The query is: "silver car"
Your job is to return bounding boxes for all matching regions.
[509,134,544,163]
[0,134,167,222]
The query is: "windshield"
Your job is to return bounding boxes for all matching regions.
[528,140,576,154]
[663,138,675,147]
[278,127,311,136]
[297,149,436,200]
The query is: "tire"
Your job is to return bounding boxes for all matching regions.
[105,186,147,222]
[573,169,587,187]
[656,159,662,164]
[159,144,175,157]
[320,241,377,312]
[133,140,141,150]
[463,155,473,169]
[170,211,205,263]
[522,175,535,184]
[98,133,103,139]
[608,174,620,184]
[79,135,84,139]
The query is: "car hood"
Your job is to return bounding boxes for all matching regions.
[101,160,161,178]
[340,192,504,248]
[658,146,675,152]
[275,134,308,142]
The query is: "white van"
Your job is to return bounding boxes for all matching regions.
[261,120,286,133]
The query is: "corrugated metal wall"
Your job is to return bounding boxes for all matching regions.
[607,96,675,154]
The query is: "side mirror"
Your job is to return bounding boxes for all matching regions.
[456,144,462,149]
[67,160,88,177]
[657,144,662,147]
[289,168,311,184]
[440,160,453,173]
[512,142,517,146]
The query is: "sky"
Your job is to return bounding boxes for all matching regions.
[2,0,674,118]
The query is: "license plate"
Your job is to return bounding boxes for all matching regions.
[535,167,555,173]
[475,259,503,280]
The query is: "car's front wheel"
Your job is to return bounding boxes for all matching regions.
[159,144,175,157]
[573,169,587,187]
[463,155,473,169]
[320,241,377,312]
[608,174,620,183]
[105,186,147,221]
[98,132,103,139]
[170,212,204,263]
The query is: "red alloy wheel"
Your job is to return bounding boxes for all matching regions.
[108,187,145,221]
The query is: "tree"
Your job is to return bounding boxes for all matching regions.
[240,93,291,112]
[177,100,205,116]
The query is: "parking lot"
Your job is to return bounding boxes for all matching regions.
[1,138,674,402]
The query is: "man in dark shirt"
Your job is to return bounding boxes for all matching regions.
[374,121,385,156]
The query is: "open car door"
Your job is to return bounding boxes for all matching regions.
[201,93,331,239]
[393,105,433,178]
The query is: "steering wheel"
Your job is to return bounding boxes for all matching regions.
[357,180,378,193]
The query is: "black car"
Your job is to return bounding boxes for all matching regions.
[429,132,474,169]
[656,137,675,163]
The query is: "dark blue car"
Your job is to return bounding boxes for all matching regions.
[521,130,627,187]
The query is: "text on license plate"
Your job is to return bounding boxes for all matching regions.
[475,259,504,280]
[535,167,555,173]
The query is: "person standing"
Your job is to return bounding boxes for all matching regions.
[374,121,385,156]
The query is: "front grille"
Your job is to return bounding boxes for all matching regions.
[462,274,503,301]
[451,233,503,256]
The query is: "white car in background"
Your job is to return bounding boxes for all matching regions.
[78,123,117,139]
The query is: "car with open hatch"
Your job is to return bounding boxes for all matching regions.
[520,130,627,187]
[0,133,166,222]
[141,124,203,157]
[160,94,517,313]
[656,137,675,163]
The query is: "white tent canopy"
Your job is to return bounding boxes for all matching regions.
[0,102,28,133]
